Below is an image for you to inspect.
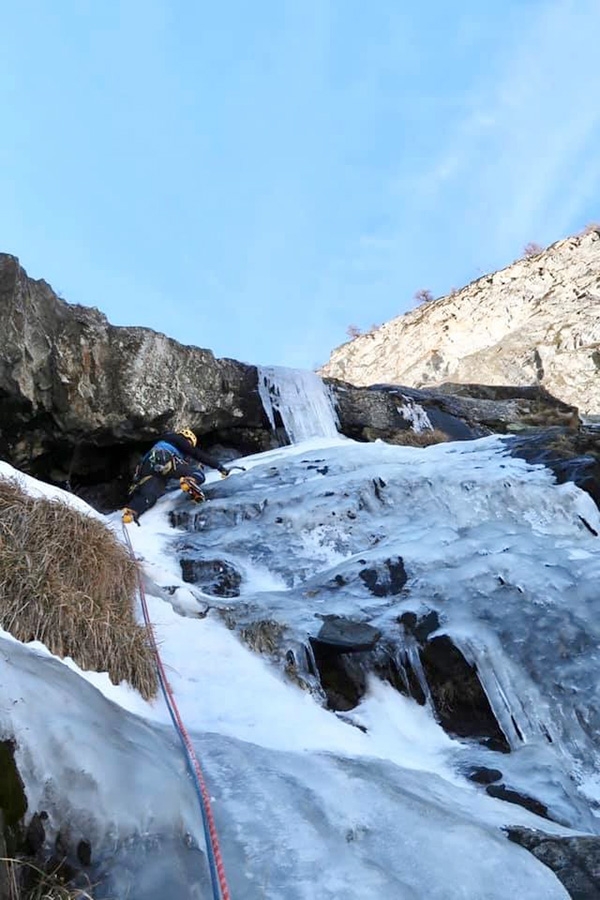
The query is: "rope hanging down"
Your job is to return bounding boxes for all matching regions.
[122,524,231,900]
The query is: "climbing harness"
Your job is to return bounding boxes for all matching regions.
[121,524,231,900]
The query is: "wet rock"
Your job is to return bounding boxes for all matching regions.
[328,380,485,442]
[505,427,600,510]
[0,812,8,900]
[467,767,503,785]
[506,826,600,899]
[179,558,242,597]
[309,640,368,712]
[399,610,440,643]
[419,635,510,751]
[359,557,407,597]
[77,839,92,867]
[0,740,27,827]
[314,616,381,653]
[375,650,427,707]
[24,812,47,855]
[328,379,579,444]
[486,784,550,820]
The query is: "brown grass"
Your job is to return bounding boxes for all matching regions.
[364,428,451,447]
[2,856,96,899]
[0,478,157,699]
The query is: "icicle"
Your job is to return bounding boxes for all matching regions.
[257,366,340,443]
[396,397,433,433]
[458,636,560,751]
[391,639,434,707]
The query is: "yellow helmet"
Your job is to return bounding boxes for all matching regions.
[178,427,197,448]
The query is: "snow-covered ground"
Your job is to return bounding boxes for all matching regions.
[2,431,600,898]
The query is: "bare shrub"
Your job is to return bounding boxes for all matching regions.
[583,222,600,236]
[522,242,543,258]
[0,478,157,699]
[346,324,362,339]
[414,288,434,305]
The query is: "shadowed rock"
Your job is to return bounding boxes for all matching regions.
[506,827,600,899]
[180,558,242,597]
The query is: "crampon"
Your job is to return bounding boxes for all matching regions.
[179,476,206,503]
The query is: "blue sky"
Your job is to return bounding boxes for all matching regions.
[2,1,600,370]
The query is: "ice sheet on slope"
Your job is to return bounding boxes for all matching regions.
[157,435,600,825]
[0,634,571,900]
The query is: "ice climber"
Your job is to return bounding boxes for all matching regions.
[122,428,230,525]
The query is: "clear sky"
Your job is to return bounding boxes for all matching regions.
[2,1,600,370]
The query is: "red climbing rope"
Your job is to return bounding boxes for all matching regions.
[122,524,231,900]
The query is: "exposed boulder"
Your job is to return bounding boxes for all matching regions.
[179,557,242,597]
[506,827,600,899]
[313,616,382,653]
[486,784,550,820]
[467,767,503,785]
[327,379,579,443]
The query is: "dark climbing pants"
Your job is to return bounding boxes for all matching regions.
[127,459,205,518]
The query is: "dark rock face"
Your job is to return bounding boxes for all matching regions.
[359,557,407,597]
[0,739,27,854]
[327,379,580,443]
[180,558,242,597]
[419,635,510,751]
[507,827,600,899]
[0,254,273,503]
[486,784,550,820]
[308,639,369,711]
[314,616,381,653]
[467,767,503,785]
[308,616,382,710]
[0,740,92,896]
[394,612,510,751]
[505,427,600,511]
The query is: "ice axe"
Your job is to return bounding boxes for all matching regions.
[220,465,247,478]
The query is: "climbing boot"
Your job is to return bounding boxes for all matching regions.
[122,507,140,526]
[179,477,206,503]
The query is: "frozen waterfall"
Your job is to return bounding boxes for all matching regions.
[257,365,340,442]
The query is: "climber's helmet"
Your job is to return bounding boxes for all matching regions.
[178,427,198,448]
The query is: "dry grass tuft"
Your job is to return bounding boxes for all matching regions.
[390,429,451,447]
[0,478,157,699]
[364,428,451,447]
[2,856,96,899]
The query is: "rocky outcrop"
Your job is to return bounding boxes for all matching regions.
[321,231,600,414]
[0,253,273,501]
[505,428,600,512]
[328,380,580,443]
[0,252,592,512]
[506,827,600,899]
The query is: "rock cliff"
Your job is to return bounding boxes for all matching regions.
[2,252,596,513]
[0,253,271,498]
[321,230,600,414]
